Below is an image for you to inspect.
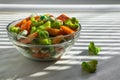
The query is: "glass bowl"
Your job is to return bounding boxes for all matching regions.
[7,19,81,61]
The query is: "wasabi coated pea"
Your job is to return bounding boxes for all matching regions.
[82,60,98,73]
[40,15,49,21]
[39,39,51,45]
[30,26,37,34]
[9,26,20,33]
[51,19,63,29]
[37,21,51,30]
[65,17,79,30]
[88,42,101,55]
[30,16,36,22]
[37,30,49,39]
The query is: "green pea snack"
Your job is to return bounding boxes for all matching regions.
[81,60,98,73]
[88,42,101,55]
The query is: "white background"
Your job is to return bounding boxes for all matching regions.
[0,0,120,4]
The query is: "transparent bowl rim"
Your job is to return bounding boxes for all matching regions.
[6,19,81,47]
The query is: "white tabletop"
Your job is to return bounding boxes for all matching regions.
[0,5,120,80]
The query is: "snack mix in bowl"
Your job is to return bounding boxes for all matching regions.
[7,14,81,61]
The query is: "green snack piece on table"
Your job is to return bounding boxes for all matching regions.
[81,60,98,73]
[65,17,79,30]
[88,42,101,55]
